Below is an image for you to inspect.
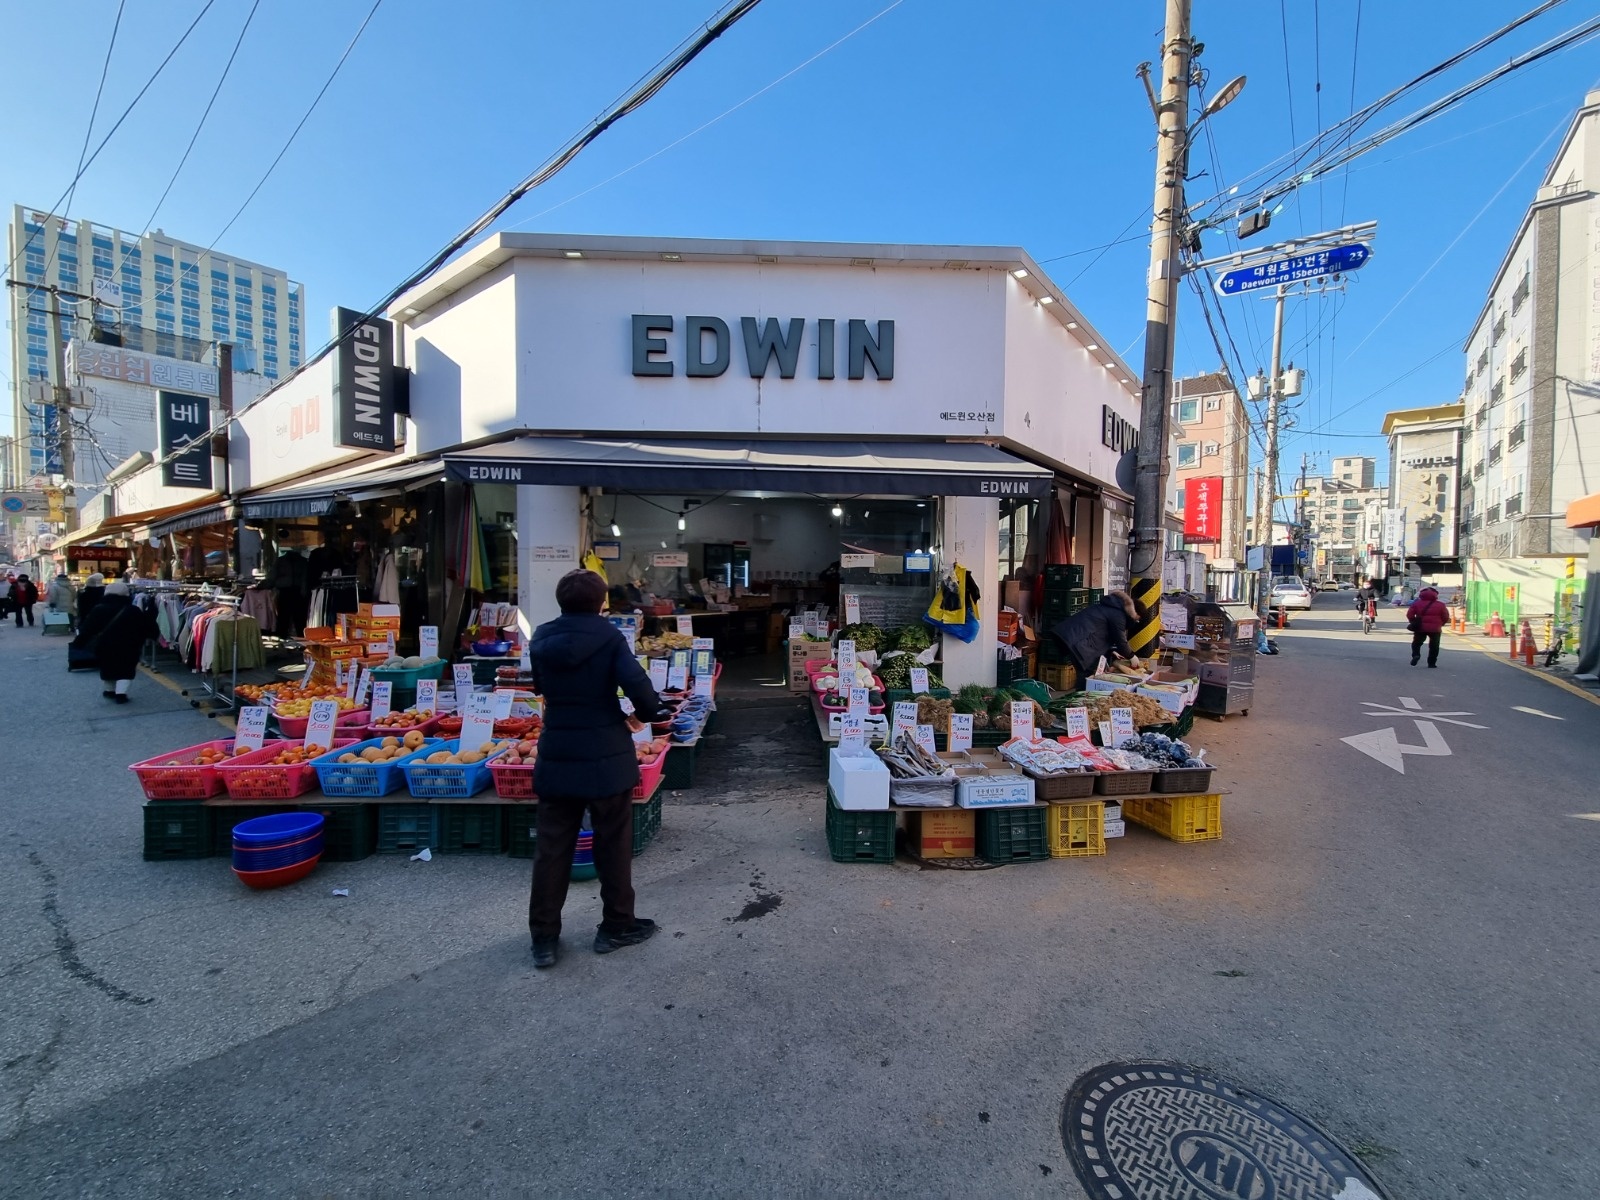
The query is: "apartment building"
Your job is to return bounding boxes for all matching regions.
[1384,403,1464,578]
[1170,371,1250,563]
[1302,460,1385,584]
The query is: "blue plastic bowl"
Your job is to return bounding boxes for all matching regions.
[230,811,325,847]
[232,837,324,871]
[472,640,513,656]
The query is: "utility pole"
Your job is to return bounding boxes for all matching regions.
[1128,0,1193,659]
[1254,284,1288,613]
[47,285,76,532]
[1296,452,1309,579]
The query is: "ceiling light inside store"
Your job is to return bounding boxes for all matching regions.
[610,523,621,537]
[677,516,686,531]
[562,250,583,259]
[831,504,843,517]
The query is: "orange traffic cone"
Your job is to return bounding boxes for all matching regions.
[1486,611,1505,638]
[1520,620,1536,665]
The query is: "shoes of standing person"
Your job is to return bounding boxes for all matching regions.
[112,694,129,704]
[1410,657,1419,666]
[593,918,658,955]
[103,690,117,698]
[1427,663,1437,668]
[531,937,559,968]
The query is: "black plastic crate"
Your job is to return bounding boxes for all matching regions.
[505,805,539,859]
[436,804,505,854]
[661,743,696,790]
[143,802,213,860]
[632,791,663,855]
[825,787,896,864]
[976,805,1051,864]
[1043,564,1086,589]
[298,802,378,862]
[377,803,438,854]
[996,656,1028,685]
[207,804,296,855]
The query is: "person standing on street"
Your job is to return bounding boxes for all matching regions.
[525,569,668,969]
[78,572,106,629]
[45,572,77,632]
[11,573,39,627]
[1406,586,1451,668]
[71,581,155,701]
[0,573,12,625]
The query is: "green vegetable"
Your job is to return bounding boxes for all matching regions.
[892,624,932,652]
[837,623,884,652]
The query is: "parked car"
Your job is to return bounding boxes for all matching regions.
[1269,578,1313,610]
[1337,581,1355,590]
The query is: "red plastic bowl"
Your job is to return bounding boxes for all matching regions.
[232,855,321,890]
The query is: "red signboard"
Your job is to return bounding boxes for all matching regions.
[1183,476,1223,542]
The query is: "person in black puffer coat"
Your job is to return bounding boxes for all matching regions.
[525,569,668,968]
[1049,590,1144,685]
[71,582,155,701]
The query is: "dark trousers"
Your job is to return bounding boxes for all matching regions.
[1411,630,1441,666]
[14,602,33,627]
[528,788,636,940]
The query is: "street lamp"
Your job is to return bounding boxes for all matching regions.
[1197,74,1246,124]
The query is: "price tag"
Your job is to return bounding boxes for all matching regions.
[382,632,396,659]
[843,594,861,624]
[619,696,635,715]
[370,680,394,720]
[492,689,516,719]
[848,686,869,716]
[692,637,714,651]
[676,615,695,636]
[892,701,918,732]
[840,552,875,569]
[419,626,439,660]
[802,611,822,637]
[343,664,360,701]
[1064,706,1090,740]
[788,621,804,641]
[839,713,866,749]
[355,667,372,708]
[415,679,438,714]
[459,692,496,751]
[452,663,475,699]
[948,712,974,753]
[1010,700,1035,744]
[1110,707,1136,745]
[632,724,654,745]
[235,706,269,752]
[519,642,532,673]
[667,664,688,690]
[910,667,929,693]
[623,626,637,653]
[649,659,669,690]
[1098,720,1114,746]
[305,699,339,752]
[837,639,857,675]
[914,723,937,753]
[671,649,690,674]
[692,648,714,677]
[694,673,715,698]
[1161,633,1197,650]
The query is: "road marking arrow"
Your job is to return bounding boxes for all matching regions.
[1512,705,1563,720]
[1341,720,1452,774]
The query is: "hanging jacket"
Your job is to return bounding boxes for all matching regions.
[527,613,666,799]
[1050,593,1138,672]
[1406,587,1450,635]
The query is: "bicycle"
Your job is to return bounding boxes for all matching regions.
[1544,625,1572,668]
[1361,601,1377,635]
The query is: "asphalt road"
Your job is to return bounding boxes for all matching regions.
[1,595,1596,1198]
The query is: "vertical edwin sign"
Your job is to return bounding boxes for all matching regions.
[332,306,397,451]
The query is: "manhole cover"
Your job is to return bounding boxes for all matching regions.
[1061,1061,1390,1200]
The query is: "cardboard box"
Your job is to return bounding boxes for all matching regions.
[908,809,975,858]
[828,748,891,810]
[956,771,1035,809]
[1102,803,1122,822]
[788,639,832,693]
[1103,818,1126,838]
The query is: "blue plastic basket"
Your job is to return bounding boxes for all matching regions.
[232,836,324,871]
[401,739,506,799]
[230,811,324,847]
[311,738,442,799]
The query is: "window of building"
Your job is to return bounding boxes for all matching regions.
[1174,399,1199,424]
[1176,443,1199,468]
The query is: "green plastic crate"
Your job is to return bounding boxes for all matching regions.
[436,804,505,854]
[143,802,212,860]
[297,802,377,862]
[377,803,438,854]
[505,805,539,859]
[207,804,296,855]
[632,790,663,855]
[976,805,1051,864]
[1043,564,1086,589]
[824,787,896,864]
[996,656,1028,686]
[883,687,952,705]
[661,742,696,790]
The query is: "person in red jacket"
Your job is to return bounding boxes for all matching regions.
[1406,586,1451,668]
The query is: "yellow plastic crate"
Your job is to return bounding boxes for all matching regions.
[1046,800,1105,858]
[1122,793,1222,843]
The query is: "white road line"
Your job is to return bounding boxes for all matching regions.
[1512,706,1564,720]
[1571,813,1600,822]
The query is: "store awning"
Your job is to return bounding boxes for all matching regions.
[240,458,446,520]
[59,496,220,548]
[441,438,1054,498]
[1566,490,1600,531]
[150,503,230,537]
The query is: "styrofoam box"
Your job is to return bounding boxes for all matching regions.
[828,748,891,810]
[1085,674,1148,695]
[1136,685,1187,715]
[1103,818,1126,838]
[956,771,1035,809]
[1103,803,1122,822]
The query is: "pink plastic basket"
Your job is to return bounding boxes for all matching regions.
[632,750,667,801]
[216,739,358,800]
[274,708,370,739]
[130,739,241,800]
[488,758,537,800]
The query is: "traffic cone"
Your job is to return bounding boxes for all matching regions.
[1520,620,1536,666]
[1277,606,1287,629]
[1486,611,1505,638]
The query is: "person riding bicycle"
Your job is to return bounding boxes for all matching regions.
[1354,581,1377,618]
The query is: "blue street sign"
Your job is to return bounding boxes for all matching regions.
[1215,243,1372,296]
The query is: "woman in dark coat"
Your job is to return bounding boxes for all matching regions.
[525,569,667,968]
[71,582,155,702]
[77,572,106,630]
[1049,590,1143,685]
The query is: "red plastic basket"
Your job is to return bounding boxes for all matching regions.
[274,709,370,739]
[130,740,242,800]
[632,750,667,801]
[360,712,443,740]
[488,758,537,800]
[217,739,358,800]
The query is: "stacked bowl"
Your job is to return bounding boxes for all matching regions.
[572,829,597,881]
[231,812,325,888]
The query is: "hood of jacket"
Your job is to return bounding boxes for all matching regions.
[1100,592,1138,622]
[1418,587,1439,602]
[529,613,617,668]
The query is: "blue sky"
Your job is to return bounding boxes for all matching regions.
[3,0,1597,494]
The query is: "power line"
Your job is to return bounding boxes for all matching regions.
[140,0,262,237]
[3,1,217,285]
[57,0,126,258]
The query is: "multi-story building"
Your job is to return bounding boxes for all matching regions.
[1459,89,1600,597]
[1302,466,1385,584]
[6,204,304,490]
[1330,455,1375,489]
[1170,370,1250,563]
[1383,403,1464,579]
